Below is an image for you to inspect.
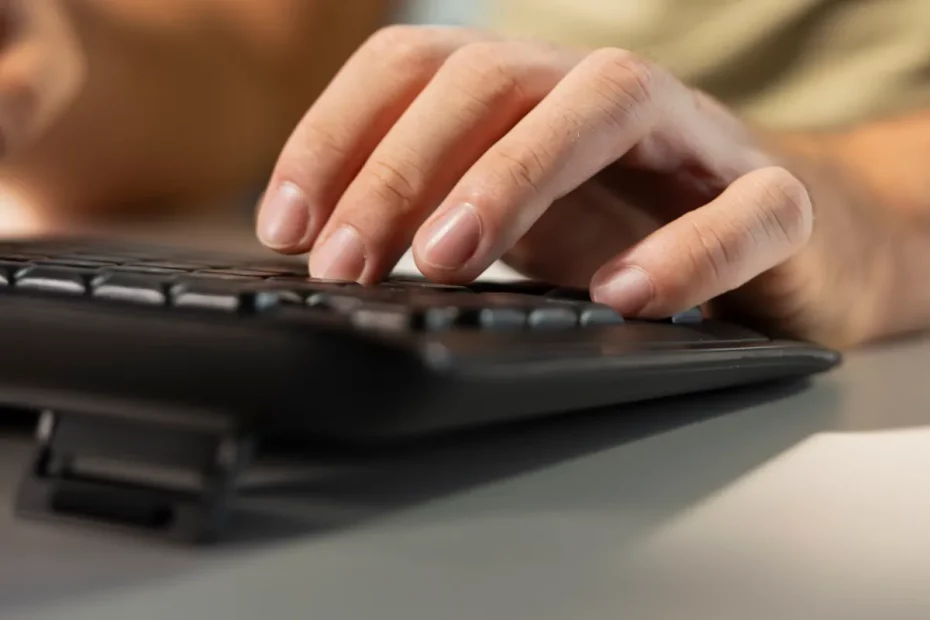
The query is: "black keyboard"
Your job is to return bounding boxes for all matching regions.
[0,237,839,541]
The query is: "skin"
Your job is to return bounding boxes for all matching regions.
[257,25,928,349]
[0,0,392,225]
[0,4,926,350]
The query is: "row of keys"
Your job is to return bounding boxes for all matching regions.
[0,257,703,330]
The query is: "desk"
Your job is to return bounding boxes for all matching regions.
[0,334,927,619]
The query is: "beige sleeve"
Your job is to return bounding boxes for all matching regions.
[488,0,930,130]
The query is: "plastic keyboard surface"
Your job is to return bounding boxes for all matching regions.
[0,237,842,542]
[0,237,839,439]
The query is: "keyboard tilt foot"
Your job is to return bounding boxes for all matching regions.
[14,409,252,543]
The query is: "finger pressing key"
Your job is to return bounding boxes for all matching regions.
[590,166,814,318]
[257,26,486,255]
[412,48,678,283]
[307,40,581,283]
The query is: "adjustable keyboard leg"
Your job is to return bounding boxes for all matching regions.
[14,409,252,543]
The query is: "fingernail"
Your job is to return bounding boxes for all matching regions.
[592,267,654,315]
[420,204,482,269]
[309,226,366,281]
[257,182,310,249]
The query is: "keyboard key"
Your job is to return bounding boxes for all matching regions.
[384,277,471,292]
[0,260,26,286]
[171,280,297,312]
[469,281,557,296]
[14,265,97,295]
[92,272,179,306]
[37,258,119,269]
[128,261,215,272]
[194,268,277,278]
[670,307,703,324]
[0,252,48,261]
[308,287,401,313]
[528,305,578,329]
[60,253,134,264]
[578,303,625,326]
[545,287,591,302]
[111,265,187,275]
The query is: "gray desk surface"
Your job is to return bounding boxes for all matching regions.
[1,227,928,620]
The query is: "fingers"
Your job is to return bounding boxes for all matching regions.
[411,48,684,282]
[307,41,581,282]
[589,166,814,317]
[256,25,486,254]
[0,0,84,156]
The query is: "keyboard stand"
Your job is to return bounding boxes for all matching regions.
[13,409,252,543]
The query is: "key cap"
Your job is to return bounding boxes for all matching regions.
[128,260,215,272]
[14,265,98,295]
[0,252,48,261]
[308,287,402,313]
[670,307,703,324]
[527,305,578,329]
[171,280,296,312]
[384,276,471,292]
[194,268,277,278]
[0,260,26,286]
[92,271,179,306]
[578,303,625,326]
[37,258,119,269]
[469,280,556,296]
[110,265,187,275]
[60,253,134,264]
[545,287,591,302]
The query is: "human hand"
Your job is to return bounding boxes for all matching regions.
[256,26,897,348]
[0,0,84,158]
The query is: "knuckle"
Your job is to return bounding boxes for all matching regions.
[444,42,526,107]
[362,158,422,213]
[752,166,814,246]
[493,146,547,196]
[296,122,349,161]
[686,218,733,287]
[363,25,446,72]
[584,47,656,118]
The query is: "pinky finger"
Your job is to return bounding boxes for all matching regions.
[589,166,813,318]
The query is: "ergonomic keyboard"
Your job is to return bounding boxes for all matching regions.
[0,237,839,541]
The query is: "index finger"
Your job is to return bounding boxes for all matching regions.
[256,26,488,253]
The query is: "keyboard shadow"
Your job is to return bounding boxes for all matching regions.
[228,376,840,545]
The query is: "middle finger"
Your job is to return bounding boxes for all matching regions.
[308,40,581,282]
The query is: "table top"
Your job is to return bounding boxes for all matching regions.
[1,230,928,619]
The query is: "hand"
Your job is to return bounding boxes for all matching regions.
[256,26,898,348]
[0,0,84,158]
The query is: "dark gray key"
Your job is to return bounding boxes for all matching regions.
[528,305,578,329]
[37,258,119,268]
[0,260,26,286]
[578,303,625,326]
[414,293,531,330]
[0,252,49,261]
[468,280,556,296]
[171,280,296,312]
[194,268,276,278]
[111,265,187,275]
[309,287,402,313]
[60,253,134,264]
[92,272,179,306]
[129,261,214,272]
[545,287,591,302]
[671,307,703,324]
[14,265,98,295]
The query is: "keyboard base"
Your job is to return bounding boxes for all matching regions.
[15,409,252,543]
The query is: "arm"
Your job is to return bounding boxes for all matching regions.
[771,114,930,344]
[0,0,394,220]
